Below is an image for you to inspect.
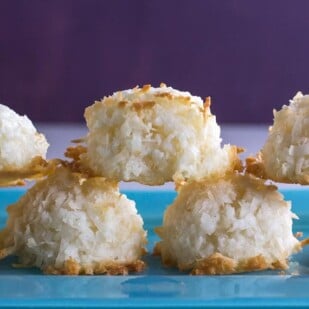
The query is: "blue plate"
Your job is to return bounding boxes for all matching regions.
[0,188,309,308]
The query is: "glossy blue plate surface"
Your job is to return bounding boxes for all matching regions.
[0,188,309,308]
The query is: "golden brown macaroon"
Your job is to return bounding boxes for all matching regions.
[155,173,301,275]
[0,104,49,186]
[79,84,241,185]
[0,167,147,275]
[246,92,309,184]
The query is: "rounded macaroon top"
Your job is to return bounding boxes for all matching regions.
[85,83,207,116]
[283,91,309,113]
[84,84,212,131]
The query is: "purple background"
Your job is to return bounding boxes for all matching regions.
[0,0,309,123]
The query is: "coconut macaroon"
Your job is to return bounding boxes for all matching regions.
[246,92,309,184]
[154,173,301,275]
[0,104,49,185]
[0,167,147,275]
[80,84,240,185]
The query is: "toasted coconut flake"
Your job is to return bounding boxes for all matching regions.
[44,258,145,275]
[0,157,60,187]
